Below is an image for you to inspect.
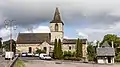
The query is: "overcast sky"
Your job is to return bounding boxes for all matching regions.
[1,0,120,41]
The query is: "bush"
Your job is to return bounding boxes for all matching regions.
[35,49,46,54]
[63,51,82,61]
[36,49,41,54]
[115,53,120,62]
[71,51,76,57]
[41,50,46,53]
[63,51,72,57]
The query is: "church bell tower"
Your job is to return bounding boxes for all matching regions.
[50,7,64,42]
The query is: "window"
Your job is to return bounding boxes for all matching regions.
[43,47,47,51]
[69,46,71,50]
[28,47,32,53]
[55,23,58,31]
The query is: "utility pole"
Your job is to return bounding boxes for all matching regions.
[4,20,17,52]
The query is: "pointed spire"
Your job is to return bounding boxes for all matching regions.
[53,7,61,21]
[50,7,64,25]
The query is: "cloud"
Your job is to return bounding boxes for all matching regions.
[0,25,50,41]
[76,21,120,41]
[0,0,120,27]
[22,26,50,33]
[64,36,69,39]
[1,0,120,41]
[76,32,88,39]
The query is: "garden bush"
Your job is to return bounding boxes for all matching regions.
[63,51,72,57]
[115,53,120,62]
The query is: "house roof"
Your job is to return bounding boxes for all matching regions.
[101,41,110,47]
[97,48,115,56]
[16,33,51,44]
[96,41,115,56]
[63,39,87,44]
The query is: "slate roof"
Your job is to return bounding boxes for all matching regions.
[16,33,51,44]
[50,7,64,25]
[16,32,87,45]
[101,41,110,47]
[96,41,115,56]
[63,39,87,44]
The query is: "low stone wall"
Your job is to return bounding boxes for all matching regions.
[7,57,18,67]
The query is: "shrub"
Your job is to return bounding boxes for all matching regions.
[41,50,46,53]
[67,51,72,57]
[35,49,46,54]
[115,53,120,62]
[63,51,72,57]
[71,51,76,57]
[35,49,41,54]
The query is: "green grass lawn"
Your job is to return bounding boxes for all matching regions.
[14,59,25,67]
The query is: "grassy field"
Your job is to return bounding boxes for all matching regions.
[14,59,25,67]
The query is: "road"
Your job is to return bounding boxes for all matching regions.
[20,57,120,67]
[0,56,9,67]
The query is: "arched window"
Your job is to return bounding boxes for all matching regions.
[29,47,32,53]
[55,23,58,31]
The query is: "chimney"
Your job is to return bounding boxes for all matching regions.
[111,41,114,48]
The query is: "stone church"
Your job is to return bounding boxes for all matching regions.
[16,7,87,58]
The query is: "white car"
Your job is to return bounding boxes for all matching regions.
[34,53,39,57]
[21,53,27,57]
[27,53,34,57]
[39,53,52,60]
[15,53,20,57]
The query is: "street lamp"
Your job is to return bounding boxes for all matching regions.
[4,20,17,52]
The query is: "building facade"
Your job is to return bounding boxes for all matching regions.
[16,7,87,58]
[96,41,115,64]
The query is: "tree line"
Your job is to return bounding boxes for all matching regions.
[87,34,120,62]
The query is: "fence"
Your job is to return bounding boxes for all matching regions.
[7,56,18,67]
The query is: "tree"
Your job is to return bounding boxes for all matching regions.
[35,48,41,54]
[79,39,82,57]
[53,39,58,59]
[87,44,96,61]
[76,38,82,58]
[101,34,120,48]
[3,39,16,53]
[57,39,63,59]
[101,34,120,56]
[0,38,2,48]
[115,53,120,62]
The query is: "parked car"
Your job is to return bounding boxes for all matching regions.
[21,52,27,57]
[27,53,34,57]
[5,51,14,60]
[34,53,39,57]
[39,53,52,60]
[15,53,20,57]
